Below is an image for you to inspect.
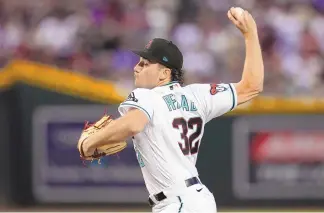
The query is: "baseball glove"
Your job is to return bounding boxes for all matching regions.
[77,114,127,161]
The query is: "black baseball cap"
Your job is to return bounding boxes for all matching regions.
[132,38,183,71]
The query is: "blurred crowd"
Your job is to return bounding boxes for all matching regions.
[0,0,323,96]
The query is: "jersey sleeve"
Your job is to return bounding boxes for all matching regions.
[118,88,154,120]
[190,83,237,123]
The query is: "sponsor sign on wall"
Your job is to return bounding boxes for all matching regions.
[32,105,147,203]
[232,115,324,199]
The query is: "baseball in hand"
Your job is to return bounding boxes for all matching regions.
[233,7,244,18]
[227,7,258,37]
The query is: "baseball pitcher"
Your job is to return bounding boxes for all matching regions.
[78,7,264,213]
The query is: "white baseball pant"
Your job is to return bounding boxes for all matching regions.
[151,184,217,213]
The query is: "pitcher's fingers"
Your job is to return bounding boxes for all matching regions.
[242,11,249,26]
[227,10,241,26]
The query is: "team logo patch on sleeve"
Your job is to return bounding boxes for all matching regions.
[126,92,138,102]
[210,84,227,95]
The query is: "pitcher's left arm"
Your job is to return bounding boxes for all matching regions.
[81,109,149,156]
[81,88,154,156]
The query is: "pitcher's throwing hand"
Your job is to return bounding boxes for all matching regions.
[227,7,258,38]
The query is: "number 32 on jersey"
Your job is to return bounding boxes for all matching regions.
[172,117,203,155]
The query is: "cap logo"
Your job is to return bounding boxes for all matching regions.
[163,56,168,62]
[145,40,152,49]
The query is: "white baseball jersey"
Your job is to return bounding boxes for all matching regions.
[118,81,237,196]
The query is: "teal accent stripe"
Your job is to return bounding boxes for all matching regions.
[120,103,151,120]
[229,84,236,111]
[177,196,183,213]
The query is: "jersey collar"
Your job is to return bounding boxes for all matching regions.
[153,81,180,91]
[161,81,179,87]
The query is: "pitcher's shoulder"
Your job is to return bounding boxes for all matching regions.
[183,83,206,94]
[132,88,153,94]
[125,88,155,101]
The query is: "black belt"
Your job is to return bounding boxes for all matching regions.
[148,177,200,206]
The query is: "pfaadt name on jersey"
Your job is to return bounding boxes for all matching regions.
[162,94,197,112]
